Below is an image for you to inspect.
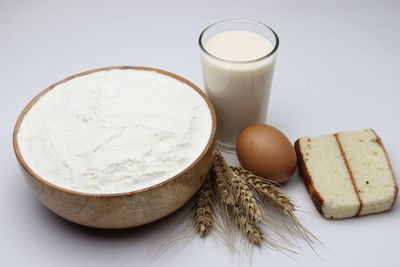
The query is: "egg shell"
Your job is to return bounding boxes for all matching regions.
[236,124,297,183]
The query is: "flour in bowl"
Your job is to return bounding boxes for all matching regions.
[17,69,213,194]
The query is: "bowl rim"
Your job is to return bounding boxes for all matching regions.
[13,66,217,197]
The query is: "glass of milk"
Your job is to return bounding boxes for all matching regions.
[199,19,279,153]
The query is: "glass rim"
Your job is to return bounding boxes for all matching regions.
[198,19,279,64]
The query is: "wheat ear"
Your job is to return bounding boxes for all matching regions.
[213,150,235,206]
[232,166,320,249]
[193,173,215,238]
[229,171,263,222]
[213,150,264,246]
[231,166,295,214]
[229,203,264,247]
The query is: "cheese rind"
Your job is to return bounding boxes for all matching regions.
[295,129,398,219]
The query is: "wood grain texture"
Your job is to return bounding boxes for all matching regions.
[13,66,217,229]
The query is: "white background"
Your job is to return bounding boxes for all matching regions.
[1,0,399,266]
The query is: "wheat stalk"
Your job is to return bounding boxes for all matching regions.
[193,173,215,238]
[162,150,319,258]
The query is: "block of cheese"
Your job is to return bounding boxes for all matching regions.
[295,129,398,219]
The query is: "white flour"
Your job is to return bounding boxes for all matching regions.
[17,69,212,194]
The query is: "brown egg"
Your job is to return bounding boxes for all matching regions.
[236,124,297,183]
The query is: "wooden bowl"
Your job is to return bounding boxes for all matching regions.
[13,66,217,229]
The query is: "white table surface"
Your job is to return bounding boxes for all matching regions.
[1,0,399,266]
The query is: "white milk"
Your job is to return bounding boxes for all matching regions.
[201,30,276,150]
